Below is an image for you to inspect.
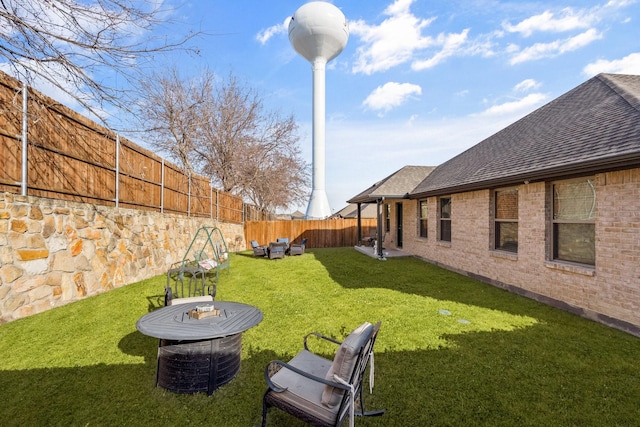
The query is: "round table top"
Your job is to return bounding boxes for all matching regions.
[136,301,263,341]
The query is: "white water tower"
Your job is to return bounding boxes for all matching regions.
[289,2,348,219]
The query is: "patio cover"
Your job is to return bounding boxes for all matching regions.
[347,165,436,259]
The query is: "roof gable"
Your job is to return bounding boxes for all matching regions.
[333,203,378,218]
[411,73,640,197]
[348,165,436,203]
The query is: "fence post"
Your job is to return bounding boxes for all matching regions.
[21,81,28,196]
[161,159,165,213]
[188,172,191,217]
[115,134,120,208]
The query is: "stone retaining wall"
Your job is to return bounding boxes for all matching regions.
[0,193,244,323]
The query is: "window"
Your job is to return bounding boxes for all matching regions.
[494,188,518,253]
[418,200,428,238]
[384,203,391,232]
[439,197,451,242]
[552,178,595,265]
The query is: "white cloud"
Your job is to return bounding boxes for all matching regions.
[605,0,638,7]
[475,93,549,117]
[411,29,470,70]
[362,82,422,114]
[583,52,640,76]
[256,17,290,45]
[349,0,435,74]
[349,0,497,74]
[509,28,602,64]
[503,8,597,37]
[514,79,541,92]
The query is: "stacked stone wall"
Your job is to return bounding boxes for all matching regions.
[0,193,244,323]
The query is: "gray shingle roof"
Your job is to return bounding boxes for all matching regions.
[411,73,640,198]
[348,165,436,204]
[332,203,378,218]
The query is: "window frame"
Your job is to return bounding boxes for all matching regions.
[384,203,391,232]
[493,187,519,253]
[418,199,428,238]
[550,177,596,266]
[438,196,451,242]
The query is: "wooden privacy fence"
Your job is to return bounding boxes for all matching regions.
[244,219,378,249]
[0,71,264,223]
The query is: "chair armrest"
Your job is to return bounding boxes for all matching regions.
[303,331,342,351]
[264,359,351,393]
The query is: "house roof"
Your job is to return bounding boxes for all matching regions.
[411,73,640,198]
[332,203,378,218]
[291,210,305,220]
[348,165,436,204]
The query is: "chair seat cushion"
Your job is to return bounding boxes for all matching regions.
[321,322,374,407]
[269,350,345,425]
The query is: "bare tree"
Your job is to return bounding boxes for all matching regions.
[137,67,212,175]
[137,69,310,214]
[0,0,196,123]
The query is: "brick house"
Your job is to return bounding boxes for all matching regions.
[358,74,640,335]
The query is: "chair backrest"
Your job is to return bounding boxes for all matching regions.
[250,240,259,249]
[321,321,381,420]
[300,238,307,246]
[276,237,289,245]
[341,321,380,423]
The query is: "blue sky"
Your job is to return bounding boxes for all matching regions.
[22,0,640,213]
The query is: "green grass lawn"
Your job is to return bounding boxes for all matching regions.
[1,248,639,426]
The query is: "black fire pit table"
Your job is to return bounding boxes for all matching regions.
[136,301,263,395]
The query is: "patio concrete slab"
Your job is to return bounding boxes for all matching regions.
[353,245,410,260]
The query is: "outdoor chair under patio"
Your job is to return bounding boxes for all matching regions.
[261,321,384,427]
[251,240,268,257]
[289,238,307,256]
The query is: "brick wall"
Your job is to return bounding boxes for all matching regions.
[393,167,640,335]
[0,193,244,323]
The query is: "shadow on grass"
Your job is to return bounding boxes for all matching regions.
[0,329,277,426]
[310,248,555,317]
[2,321,639,426]
[2,250,639,426]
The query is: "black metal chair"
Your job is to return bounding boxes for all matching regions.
[164,261,216,306]
[261,321,384,427]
